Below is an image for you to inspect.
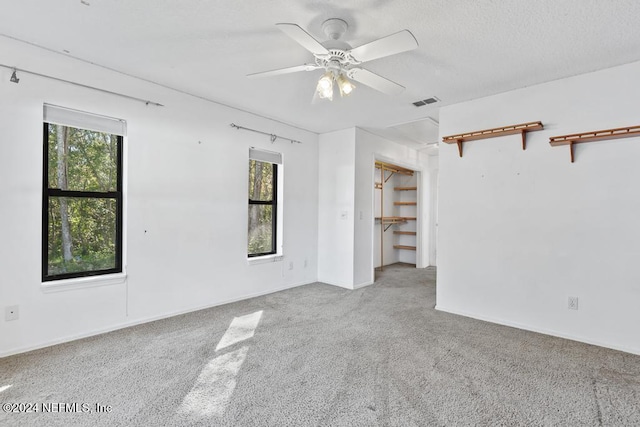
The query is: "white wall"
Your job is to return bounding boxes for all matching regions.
[0,37,319,356]
[317,129,356,288]
[437,60,640,355]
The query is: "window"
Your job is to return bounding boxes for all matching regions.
[248,148,282,257]
[42,105,125,281]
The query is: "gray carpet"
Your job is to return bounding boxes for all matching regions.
[1,263,639,426]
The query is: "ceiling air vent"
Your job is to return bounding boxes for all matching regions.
[412,97,439,107]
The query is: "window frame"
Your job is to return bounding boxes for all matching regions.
[41,122,124,282]
[247,161,278,258]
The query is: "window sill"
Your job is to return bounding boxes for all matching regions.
[247,254,283,266]
[41,272,127,293]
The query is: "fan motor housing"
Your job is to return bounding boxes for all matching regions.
[315,49,360,72]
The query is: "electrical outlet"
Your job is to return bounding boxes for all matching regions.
[289,261,294,270]
[568,297,579,310]
[5,305,19,321]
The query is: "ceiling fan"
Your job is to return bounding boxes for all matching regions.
[248,19,419,100]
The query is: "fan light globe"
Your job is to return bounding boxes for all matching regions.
[318,75,333,90]
[337,74,355,96]
[316,72,334,100]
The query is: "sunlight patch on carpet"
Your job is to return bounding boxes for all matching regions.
[177,310,264,419]
[177,346,249,417]
[0,385,12,393]
[215,310,263,351]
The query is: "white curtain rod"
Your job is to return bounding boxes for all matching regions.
[230,123,302,144]
[1,64,164,107]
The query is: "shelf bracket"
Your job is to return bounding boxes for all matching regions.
[384,223,394,232]
[569,142,575,163]
[384,171,395,182]
[456,140,463,158]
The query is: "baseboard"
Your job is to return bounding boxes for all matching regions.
[353,280,374,289]
[317,278,353,290]
[435,305,640,356]
[1,280,314,358]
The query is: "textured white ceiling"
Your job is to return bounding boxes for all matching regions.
[2,0,640,147]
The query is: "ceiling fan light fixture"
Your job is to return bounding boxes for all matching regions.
[316,71,334,100]
[317,71,333,90]
[337,73,355,96]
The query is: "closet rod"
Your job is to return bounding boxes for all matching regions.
[230,123,302,144]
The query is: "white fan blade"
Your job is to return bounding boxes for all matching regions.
[348,30,418,63]
[349,68,405,95]
[247,64,320,78]
[276,23,329,55]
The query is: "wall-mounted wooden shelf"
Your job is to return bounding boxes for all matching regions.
[549,125,640,163]
[394,245,416,251]
[393,231,416,235]
[394,201,417,206]
[442,121,544,157]
[394,186,417,191]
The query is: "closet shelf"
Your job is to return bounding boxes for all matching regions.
[375,216,407,224]
[394,245,416,251]
[394,201,417,206]
[375,216,415,231]
[394,186,417,191]
[394,231,416,235]
[375,161,414,183]
[549,125,640,163]
[443,121,543,157]
[375,161,414,175]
